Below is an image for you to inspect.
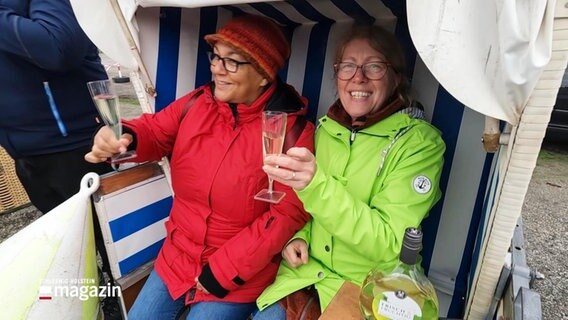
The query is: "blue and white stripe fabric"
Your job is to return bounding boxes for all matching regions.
[95,174,172,279]
[111,1,502,317]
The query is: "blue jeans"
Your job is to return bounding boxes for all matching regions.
[251,302,286,320]
[128,270,257,320]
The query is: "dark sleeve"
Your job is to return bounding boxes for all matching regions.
[0,0,91,70]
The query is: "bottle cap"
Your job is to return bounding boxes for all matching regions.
[403,227,423,251]
[400,227,422,264]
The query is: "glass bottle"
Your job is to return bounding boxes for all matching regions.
[359,228,439,320]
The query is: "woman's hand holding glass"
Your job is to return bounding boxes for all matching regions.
[86,79,137,164]
[282,239,309,268]
[262,147,316,191]
[84,126,133,163]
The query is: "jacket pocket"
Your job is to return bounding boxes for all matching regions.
[161,220,181,267]
[249,174,271,222]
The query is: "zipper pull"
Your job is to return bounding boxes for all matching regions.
[188,287,196,301]
[350,130,356,143]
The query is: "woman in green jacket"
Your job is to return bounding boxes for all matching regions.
[253,25,446,319]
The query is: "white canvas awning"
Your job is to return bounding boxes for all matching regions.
[0,174,101,319]
[70,0,138,69]
[408,0,555,124]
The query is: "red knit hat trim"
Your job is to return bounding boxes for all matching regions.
[204,16,290,82]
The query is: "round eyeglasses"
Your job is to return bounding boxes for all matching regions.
[207,52,251,73]
[333,61,390,80]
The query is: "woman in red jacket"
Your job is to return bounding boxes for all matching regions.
[85,14,314,320]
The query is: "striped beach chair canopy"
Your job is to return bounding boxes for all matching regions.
[70,0,563,318]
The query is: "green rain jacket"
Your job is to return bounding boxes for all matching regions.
[257,111,446,311]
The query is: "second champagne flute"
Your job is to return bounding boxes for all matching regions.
[254,111,287,204]
[86,79,137,163]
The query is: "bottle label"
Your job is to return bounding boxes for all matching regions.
[374,291,422,320]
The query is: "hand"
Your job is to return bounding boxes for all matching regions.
[84,126,133,163]
[195,277,210,294]
[282,239,309,268]
[263,147,316,191]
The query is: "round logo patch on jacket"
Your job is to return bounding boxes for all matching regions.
[412,175,432,194]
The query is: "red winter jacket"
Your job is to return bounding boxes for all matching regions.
[122,81,314,304]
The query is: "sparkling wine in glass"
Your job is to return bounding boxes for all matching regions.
[87,79,137,163]
[254,111,287,204]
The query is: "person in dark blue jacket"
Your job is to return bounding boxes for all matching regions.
[0,0,119,318]
[0,0,112,213]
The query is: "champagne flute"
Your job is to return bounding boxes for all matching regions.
[86,79,137,163]
[254,111,287,204]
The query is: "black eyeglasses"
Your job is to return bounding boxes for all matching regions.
[207,52,251,73]
[333,61,390,80]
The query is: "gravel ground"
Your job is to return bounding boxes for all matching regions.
[522,142,568,320]
[0,54,566,318]
[0,205,41,242]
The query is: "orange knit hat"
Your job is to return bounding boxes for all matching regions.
[204,15,290,82]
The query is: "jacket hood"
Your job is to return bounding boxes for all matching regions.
[264,78,307,115]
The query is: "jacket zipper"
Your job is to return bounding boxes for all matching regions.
[350,129,357,144]
[43,81,68,137]
[376,126,412,176]
[229,103,239,129]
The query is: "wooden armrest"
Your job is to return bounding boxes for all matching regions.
[319,281,361,319]
[97,162,164,196]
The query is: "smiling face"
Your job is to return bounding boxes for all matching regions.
[210,42,269,105]
[336,38,399,121]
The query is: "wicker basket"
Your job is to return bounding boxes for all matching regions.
[0,147,30,213]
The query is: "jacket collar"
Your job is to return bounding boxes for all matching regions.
[326,95,404,130]
[320,112,415,139]
[205,78,308,126]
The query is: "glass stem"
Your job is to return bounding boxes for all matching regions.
[268,176,274,193]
